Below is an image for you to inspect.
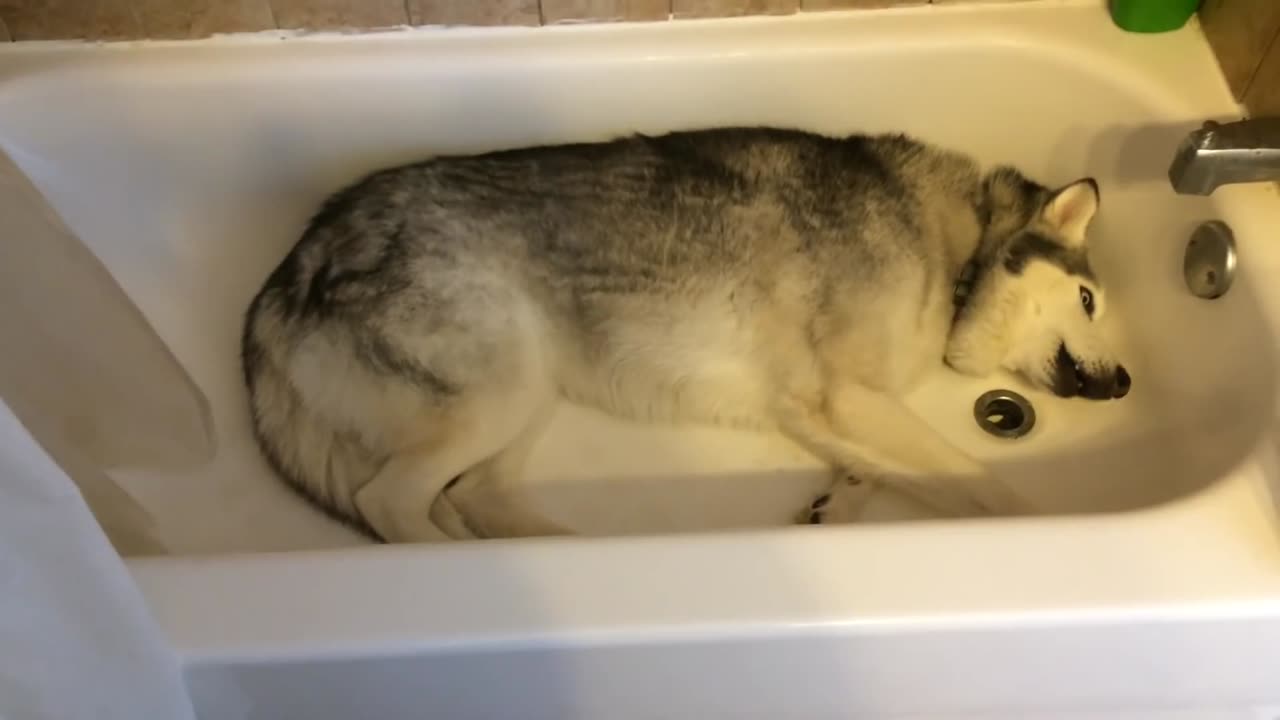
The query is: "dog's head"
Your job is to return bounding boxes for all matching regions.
[945,168,1130,400]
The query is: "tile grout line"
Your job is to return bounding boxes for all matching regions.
[264,0,280,30]
[125,0,144,40]
[1242,22,1280,111]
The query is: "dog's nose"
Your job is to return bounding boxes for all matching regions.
[1112,366,1131,399]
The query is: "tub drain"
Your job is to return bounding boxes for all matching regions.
[1184,220,1236,299]
[974,389,1036,439]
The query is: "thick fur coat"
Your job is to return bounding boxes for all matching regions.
[242,127,1128,541]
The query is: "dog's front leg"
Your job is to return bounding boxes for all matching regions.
[776,384,1030,523]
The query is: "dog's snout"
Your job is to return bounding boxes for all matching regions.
[1112,366,1131,399]
[1056,348,1132,401]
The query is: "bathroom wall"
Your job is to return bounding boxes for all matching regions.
[1200,0,1280,116]
[0,0,974,42]
[0,2,1273,115]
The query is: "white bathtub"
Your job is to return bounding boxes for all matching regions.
[4,1,1280,717]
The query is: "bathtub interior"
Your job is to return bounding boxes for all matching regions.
[0,5,1277,556]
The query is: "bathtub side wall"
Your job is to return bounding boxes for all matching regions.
[2,1,1274,116]
[0,2,1271,116]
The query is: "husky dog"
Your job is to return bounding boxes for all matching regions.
[241,127,1130,542]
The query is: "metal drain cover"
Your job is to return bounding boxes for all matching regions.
[974,389,1036,439]
[1184,220,1236,300]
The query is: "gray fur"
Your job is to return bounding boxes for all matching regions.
[242,127,1128,541]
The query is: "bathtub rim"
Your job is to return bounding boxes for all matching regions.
[0,0,1276,693]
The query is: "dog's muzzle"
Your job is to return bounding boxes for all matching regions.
[1052,343,1131,400]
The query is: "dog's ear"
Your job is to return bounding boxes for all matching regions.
[1041,178,1099,246]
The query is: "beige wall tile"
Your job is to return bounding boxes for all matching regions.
[1244,30,1280,116]
[802,0,920,8]
[28,0,85,40]
[89,0,141,39]
[134,0,275,39]
[0,1,34,39]
[615,0,669,21]
[408,0,541,26]
[0,0,48,40]
[542,0,669,23]
[1200,0,1280,101]
[0,0,140,41]
[271,0,407,29]
[673,0,797,19]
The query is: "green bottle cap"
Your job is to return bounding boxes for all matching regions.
[1110,0,1200,33]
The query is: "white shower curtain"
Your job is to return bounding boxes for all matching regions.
[0,401,197,720]
[0,146,206,718]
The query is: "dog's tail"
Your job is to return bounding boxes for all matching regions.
[241,286,381,538]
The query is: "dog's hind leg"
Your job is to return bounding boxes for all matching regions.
[354,430,497,543]
[354,377,552,543]
[446,402,569,539]
[428,484,479,540]
[777,385,1030,523]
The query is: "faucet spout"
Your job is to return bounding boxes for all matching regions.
[1168,117,1280,195]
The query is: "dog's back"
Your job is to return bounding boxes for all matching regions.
[242,127,986,540]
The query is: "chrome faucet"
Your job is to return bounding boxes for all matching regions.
[1168,117,1280,195]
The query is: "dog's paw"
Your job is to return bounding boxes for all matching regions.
[801,471,1035,524]
[800,475,877,525]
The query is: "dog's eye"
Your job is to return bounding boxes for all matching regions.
[1080,286,1095,316]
